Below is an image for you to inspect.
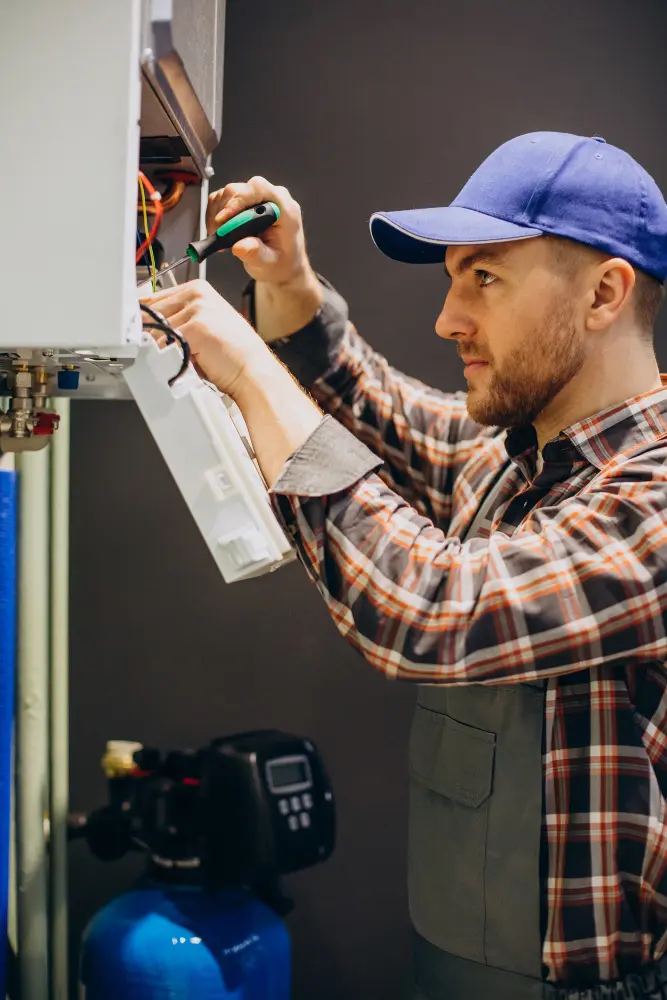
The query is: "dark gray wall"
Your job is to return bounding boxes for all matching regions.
[68,1,667,997]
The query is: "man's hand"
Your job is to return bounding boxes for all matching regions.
[207,176,324,342]
[139,278,323,487]
[139,279,269,397]
[207,175,310,285]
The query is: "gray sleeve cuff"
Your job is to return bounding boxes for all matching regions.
[270,415,383,497]
[245,275,349,389]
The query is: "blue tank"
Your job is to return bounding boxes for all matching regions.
[79,884,291,1000]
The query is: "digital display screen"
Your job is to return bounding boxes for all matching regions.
[267,758,310,791]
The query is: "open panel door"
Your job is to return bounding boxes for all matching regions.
[124,336,295,583]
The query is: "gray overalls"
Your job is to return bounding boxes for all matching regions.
[409,463,546,998]
[410,682,545,998]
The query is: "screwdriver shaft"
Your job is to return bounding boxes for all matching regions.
[153,255,189,280]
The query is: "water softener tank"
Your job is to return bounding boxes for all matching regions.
[79,883,290,1000]
[76,732,335,1000]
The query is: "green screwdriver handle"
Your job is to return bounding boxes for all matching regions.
[185,201,281,265]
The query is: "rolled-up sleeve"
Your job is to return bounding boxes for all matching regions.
[272,415,382,497]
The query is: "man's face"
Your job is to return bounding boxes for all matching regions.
[436,238,587,427]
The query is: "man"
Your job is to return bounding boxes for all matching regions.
[143,132,667,999]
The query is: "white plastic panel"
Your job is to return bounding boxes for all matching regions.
[124,337,295,582]
[0,1,142,349]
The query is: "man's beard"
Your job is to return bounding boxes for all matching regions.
[466,301,586,428]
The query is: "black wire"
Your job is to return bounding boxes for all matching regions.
[139,302,169,326]
[139,304,191,386]
[142,323,191,387]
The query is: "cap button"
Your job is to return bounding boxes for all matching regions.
[591,135,607,143]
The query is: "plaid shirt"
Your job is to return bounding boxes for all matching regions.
[256,279,667,985]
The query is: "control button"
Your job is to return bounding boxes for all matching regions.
[278,799,289,815]
[290,796,302,811]
[302,793,313,809]
[288,815,299,832]
[299,812,311,829]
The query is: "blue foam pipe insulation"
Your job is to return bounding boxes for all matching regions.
[0,468,17,999]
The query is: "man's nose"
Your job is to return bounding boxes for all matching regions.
[435,293,476,342]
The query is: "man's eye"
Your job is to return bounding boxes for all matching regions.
[475,269,496,287]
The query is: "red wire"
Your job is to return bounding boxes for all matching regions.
[136,171,163,264]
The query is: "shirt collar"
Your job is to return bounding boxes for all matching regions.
[505,376,667,476]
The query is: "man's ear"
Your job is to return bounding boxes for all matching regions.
[586,257,635,332]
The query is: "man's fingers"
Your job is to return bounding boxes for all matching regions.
[209,176,285,229]
[140,288,198,337]
[145,304,194,333]
[139,286,181,307]
[230,236,274,262]
[231,236,261,258]
[206,181,245,230]
[139,279,203,311]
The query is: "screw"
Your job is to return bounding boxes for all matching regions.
[204,164,215,179]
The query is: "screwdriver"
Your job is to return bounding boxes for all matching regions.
[153,201,280,281]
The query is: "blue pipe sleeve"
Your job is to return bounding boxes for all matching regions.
[0,470,17,999]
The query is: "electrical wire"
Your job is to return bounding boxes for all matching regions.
[135,171,163,269]
[138,177,156,289]
[148,179,186,214]
[139,303,191,387]
[137,229,152,273]
[139,170,198,214]
[143,324,190,387]
[139,302,172,327]
[138,175,157,292]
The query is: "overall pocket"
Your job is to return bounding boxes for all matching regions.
[408,703,496,964]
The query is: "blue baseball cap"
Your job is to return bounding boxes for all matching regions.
[370,132,667,281]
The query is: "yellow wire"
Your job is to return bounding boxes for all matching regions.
[138,175,157,292]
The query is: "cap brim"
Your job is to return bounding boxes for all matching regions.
[369,206,543,263]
